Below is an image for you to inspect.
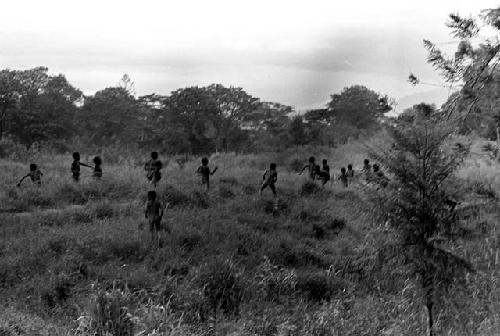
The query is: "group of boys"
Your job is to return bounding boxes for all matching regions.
[15,152,388,247]
[17,152,102,187]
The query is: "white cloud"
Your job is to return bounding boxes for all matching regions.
[0,0,498,108]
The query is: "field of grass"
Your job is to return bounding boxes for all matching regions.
[0,140,499,336]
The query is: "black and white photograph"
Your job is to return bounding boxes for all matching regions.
[1,1,499,335]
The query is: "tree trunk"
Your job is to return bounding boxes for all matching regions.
[426,299,434,336]
[496,126,500,160]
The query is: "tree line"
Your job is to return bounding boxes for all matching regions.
[0,68,393,154]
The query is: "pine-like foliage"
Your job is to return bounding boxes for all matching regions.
[368,115,473,335]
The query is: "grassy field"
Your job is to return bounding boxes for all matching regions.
[0,140,499,336]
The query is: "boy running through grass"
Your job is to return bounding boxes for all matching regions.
[338,167,349,187]
[260,163,278,197]
[145,190,164,247]
[71,152,92,182]
[92,156,103,178]
[372,164,389,188]
[17,163,43,186]
[144,151,163,187]
[362,159,372,182]
[315,165,330,186]
[196,157,218,191]
[299,156,317,180]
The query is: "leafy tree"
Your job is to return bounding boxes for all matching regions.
[411,6,500,133]
[80,87,140,145]
[1,67,82,146]
[369,115,473,335]
[327,85,391,130]
[161,87,222,154]
[203,84,260,151]
[288,116,306,147]
[0,70,21,139]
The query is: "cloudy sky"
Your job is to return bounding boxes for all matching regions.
[0,0,498,111]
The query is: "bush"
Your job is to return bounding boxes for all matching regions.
[300,181,321,196]
[218,185,235,198]
[289,158,304,172]
[296,271,346,302]
[253,257,297,302]
[84,288,135,336]
[194,258,244,316]
[90,200,115,219]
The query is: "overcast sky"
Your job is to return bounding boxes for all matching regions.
[0,0,498,111]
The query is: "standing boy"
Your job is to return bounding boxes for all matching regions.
[338,167,349,187]
[145,190,164,247]
[260,163,278,197]
[196,157,218,191]
[93,156,103,178]
[144,152,163,187]
[71,152,92,182]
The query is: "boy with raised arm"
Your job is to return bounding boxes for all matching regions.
[17,163,43,186]
[71,152,92,182]
[196,157,218,191]
[299,156,317,180]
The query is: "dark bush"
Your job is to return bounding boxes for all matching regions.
[300,181,321,196]
[87,288,135,336]
[243,184,257,195]
[326,218,346,233]
[162,185,192,207]
[296,271,346,302]
[218,185,235,198]
[289,158,303,172]
[194,258,244,316]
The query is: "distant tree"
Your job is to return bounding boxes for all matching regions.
[0,70,21,139]
[288,116,306,147]
[203,84,260,151]
[369,115,473,336]
[1,67,82,146]
[327,85,391,130]
[80,87,140,145]
[161,87,222,154]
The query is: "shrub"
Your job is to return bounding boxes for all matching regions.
[90,200,115,219]
[289,158,303,172]
[84,288,135,336]
[253,257,297,302]
[242,184,257,195]
[326,218,346,233]
[194,258,244,316]
[218,185,235,198]
[40,274,73,309]
[296,271,346,302]
[300,181,321,196]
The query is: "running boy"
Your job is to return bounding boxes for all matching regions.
[144,152,163,187]
[338,167,349,187]
[71,152,92,182]
[347,164,354,180]
[17,163,43,186]
[299,156,317,180]
[260,163,278,197]
[93,156,103,178]
[315,165,330,186]
[145,190,164,247]
[362,159,372,181]
[196,157,218,191]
